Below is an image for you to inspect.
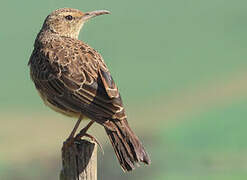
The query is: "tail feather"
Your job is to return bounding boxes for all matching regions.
[104,119,151,171]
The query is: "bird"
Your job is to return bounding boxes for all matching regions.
[28,8,151,171]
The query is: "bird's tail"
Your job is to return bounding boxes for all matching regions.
[104,119,151,171]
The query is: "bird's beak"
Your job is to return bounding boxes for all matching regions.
[82,10,110,21]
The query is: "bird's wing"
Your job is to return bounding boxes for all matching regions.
[29,38,126,122]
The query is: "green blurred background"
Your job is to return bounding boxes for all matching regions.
[1,0,247,179]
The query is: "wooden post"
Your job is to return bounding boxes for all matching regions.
[60,139,97,180]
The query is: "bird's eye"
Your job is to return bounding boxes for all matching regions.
[65,15,73,21]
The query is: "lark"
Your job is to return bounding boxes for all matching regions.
[28,8,150,171]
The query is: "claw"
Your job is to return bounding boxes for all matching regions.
[85,133,104,154]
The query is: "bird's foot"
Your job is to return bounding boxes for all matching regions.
[75,132,104,154]
[84,133,104,154]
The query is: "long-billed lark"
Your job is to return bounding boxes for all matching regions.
[28,8,150,171]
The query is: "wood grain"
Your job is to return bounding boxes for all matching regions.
[60,140,97,180]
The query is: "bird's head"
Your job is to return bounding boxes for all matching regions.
[42,8,110,39]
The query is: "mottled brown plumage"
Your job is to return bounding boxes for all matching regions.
[28,8,150,171]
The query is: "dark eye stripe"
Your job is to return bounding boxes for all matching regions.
[65,15,73,21]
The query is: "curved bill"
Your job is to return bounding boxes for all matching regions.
[82,10,110,21]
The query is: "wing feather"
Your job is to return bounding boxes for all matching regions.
[29,37,126,122]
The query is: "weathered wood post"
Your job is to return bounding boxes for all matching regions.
[60,140,97,180]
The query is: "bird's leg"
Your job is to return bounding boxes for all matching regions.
[65,114,83,146]
[63,115,84,149]
[75,120,94,140]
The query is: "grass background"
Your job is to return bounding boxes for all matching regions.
[1,0,247,179]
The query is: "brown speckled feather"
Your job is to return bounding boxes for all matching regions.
[29,8,150,171]
[29,35,125,121]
